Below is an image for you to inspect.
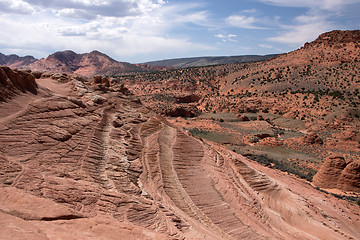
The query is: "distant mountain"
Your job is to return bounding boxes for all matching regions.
[28,50,161,77]
[144,54,279,68]
[1,50,278,77]
[0,53,37,68]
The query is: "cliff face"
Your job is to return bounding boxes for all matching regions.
[0,66,37,101]
[0,67,360,240]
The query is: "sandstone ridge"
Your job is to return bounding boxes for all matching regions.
[0,67,359,239]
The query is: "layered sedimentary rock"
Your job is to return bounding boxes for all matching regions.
[1,70,360,239]
[313,155,348,188]
[338,162,360,192]
[0,66,37,101]
[314,155,360,192]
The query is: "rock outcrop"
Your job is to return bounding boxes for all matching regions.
[312,155,347,189]
[300,132,323,145]
[0,66,37,101]
[305,30,360,48]
[236,114,250,121]
[91,75,111,87]
[165,106,199,118]
[338,162,360,192]
[313,155,360,192]
[175,94,201,103]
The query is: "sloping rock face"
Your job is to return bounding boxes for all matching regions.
[313,155,360,192]
[0,69,360,239]
[0,66,37,101]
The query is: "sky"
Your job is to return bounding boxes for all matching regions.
[0,0,360,63]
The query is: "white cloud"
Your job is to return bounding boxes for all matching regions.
[21,0,158,18]
[260,0,360,46]
[258,0,360,10]
[242,9,257,14]
[226,15,264,29]
[57,8,96,19]
[0,1,214,62]
[0,0,34,14]
[215,33,237,42]
[268,15,333,45]
[156,3,211,27]
[259,43,273,48]
[226,10,274,30]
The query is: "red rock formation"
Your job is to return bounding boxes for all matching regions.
[1,69,360,239]
[236,114,250,121]
[312,155,347,189]
[175,94,201,103]
[305,30,360,48]
[91,75,111,87]
[300,132,323,145]
[313,154,360,192]
[165,106,199,117]
[0,66,37,101]
[338,162,360,192]
[28,50,164,77]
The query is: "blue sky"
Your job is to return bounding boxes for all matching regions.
[0,0,359,63]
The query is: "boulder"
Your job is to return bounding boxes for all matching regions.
[236,114,250,121]
[166,106,199,118]
[91,75,111,87]
[255,133,273,139]
[300,132,323,145]
[176,94,201,103]
[51,73,71,82]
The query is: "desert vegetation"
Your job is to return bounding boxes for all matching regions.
[114,30,360,197]
[1,30,360,240]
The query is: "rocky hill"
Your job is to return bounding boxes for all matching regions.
[144,54,278,68]
[1,51,278,77]
[0,53,37,68]
[1,66,360,239]
[28,50,162,77]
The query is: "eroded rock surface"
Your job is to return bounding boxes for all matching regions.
[314,155,360,192]
[0,66,37,101]
[1,70,360,239]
